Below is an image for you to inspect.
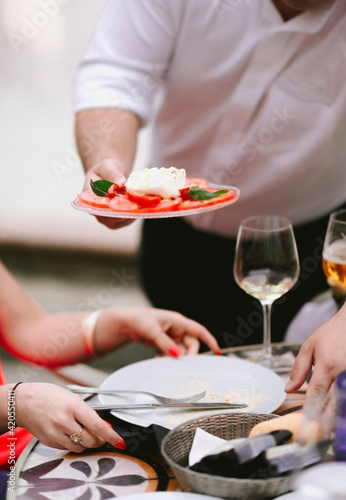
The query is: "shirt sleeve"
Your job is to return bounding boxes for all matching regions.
[73,0,182,126]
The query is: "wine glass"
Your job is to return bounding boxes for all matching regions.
[233,215,300,370]
[322,209,346,304]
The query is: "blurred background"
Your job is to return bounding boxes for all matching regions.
[0,0,154,386]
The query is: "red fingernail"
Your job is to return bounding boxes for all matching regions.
[169,346,181,358]
[217,348,222,356]
[116,439,127,450]
[105,421,113,428]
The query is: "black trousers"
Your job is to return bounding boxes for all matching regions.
[139,206,345,350]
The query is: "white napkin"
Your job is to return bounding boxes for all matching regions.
[189,428,247,467]
[284,297,337,343]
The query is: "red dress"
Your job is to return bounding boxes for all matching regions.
[0,358,33,469]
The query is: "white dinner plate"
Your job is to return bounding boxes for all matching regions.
[273,493,305,500]
[293,463,346,498]
[99,355,285,429]
[124,493,220,500]
[72,184,239,219]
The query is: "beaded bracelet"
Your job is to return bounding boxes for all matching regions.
[81,310,101,356]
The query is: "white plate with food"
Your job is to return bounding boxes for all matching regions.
[72,184,239,219]
[72,167,239,219]
[125,493,220,500]
[287,463,346,499]
[98,355,285,429]
[72,182,239,219]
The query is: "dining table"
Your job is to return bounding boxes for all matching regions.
[6,343,311,500]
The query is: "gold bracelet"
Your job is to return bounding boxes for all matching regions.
[81,310,101,356]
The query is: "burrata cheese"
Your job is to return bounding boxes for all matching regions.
[125,167,186,198]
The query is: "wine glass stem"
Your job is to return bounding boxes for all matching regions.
[262,302,273,361]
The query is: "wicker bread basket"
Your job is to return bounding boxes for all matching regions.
[161,412,294,499]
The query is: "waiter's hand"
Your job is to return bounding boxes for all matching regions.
[83,158,133,230]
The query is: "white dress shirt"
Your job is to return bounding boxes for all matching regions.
[74,0,346,237]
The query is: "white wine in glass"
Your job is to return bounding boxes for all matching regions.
[322,209,346,288]
[233,215,300,369]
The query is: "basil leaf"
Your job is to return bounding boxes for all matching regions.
[90,179,114,197]
[188,187,228,200]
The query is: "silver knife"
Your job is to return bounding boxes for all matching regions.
[89,402,247,411]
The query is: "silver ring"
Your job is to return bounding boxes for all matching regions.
[70,427,83,445]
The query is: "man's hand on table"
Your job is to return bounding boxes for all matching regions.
[285,302,346,402]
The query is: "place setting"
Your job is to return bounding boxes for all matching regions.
[60,353,331,500]
[11,354,289,499]
[11,201,342,499]
[12,351,333,500]
[73,355,286,431]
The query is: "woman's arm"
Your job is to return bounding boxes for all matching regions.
[0,262,220,368]
[0,261,91,367]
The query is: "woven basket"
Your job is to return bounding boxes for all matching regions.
[161,412,294,499]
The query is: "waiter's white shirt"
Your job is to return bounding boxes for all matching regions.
[74,0,346,237]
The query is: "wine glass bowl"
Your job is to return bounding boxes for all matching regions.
[233,215,300,370]
[322,209,346,288]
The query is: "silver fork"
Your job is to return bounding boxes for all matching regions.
[67,384,206,404]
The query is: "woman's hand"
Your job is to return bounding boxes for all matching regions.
[15,383,126,452]
[96,307,221,357]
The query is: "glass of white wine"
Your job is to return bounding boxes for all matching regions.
[233,215,300,370]
[322,209,346,295]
